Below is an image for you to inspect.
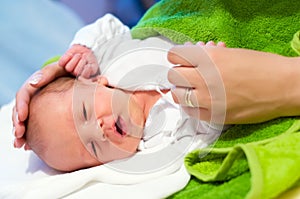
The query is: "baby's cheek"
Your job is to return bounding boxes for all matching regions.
[128,96,145,126]
[122,136,141,153]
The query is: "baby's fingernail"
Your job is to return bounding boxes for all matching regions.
[29,72,43,85]
[74,53,81,57]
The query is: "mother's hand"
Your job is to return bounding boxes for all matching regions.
[12,62,68,149]
[167,44,300,124]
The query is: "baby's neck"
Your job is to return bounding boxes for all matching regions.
[134,90,169,119]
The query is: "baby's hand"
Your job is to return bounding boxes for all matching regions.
[58,44,99,78]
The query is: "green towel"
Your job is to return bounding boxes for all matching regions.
[170,118,300,199]
[180,118,300,199]
[131,0,300,56]
[131,0,300,198]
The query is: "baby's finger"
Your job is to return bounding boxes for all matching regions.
[88,63,99,76]
[58,53,72,67]
[65,54,81,73]
[81,67,93,79]
[81,63,100,78]
[74,59,87,76]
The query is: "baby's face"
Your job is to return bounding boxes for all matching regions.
[72,77,145,163]
[38,77,145,171]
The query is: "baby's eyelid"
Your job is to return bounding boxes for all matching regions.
[82,102,88,121]
[91,141,98,158]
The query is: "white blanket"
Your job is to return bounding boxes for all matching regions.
[0,101,190,199]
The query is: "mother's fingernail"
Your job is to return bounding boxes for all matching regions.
[29,72,43,85]
[12,126,15,136]
[13,139,16,148]
[24,144,31,151]
[15,111,19,123]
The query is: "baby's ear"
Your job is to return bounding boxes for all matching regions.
[96,76,108,86]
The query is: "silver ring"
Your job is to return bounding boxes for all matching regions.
[185,88,195,107]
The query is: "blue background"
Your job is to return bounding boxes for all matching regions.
[0,0,156,106]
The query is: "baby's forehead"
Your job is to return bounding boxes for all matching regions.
[37,90,72,119]
[74,79,99,90]
[40,96,77,141]
[72,79,100,99]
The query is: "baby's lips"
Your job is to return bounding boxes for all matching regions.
[118,117,127,136]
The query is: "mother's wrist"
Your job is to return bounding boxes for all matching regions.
[280,56,300,117]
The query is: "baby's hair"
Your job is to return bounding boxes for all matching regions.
[26,77,75,159]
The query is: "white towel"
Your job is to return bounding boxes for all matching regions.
[0,101,190,199]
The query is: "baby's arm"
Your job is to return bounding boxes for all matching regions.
[59,14,130,78]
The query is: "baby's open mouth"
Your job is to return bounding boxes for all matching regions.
[115,117,126,136]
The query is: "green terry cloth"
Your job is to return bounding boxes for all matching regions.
[132,1,300,198]
[131,0,300,56]
[291,31,300,55]
[171,118,300,199]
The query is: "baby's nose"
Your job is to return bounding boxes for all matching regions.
[97,119,106,141]
[97,118,104,128]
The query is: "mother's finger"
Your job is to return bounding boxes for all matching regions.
[15,71,42,123]
[12,106,25,139]
[167,45,209,66]
[217,41,226,47]
[168,66,208,89]
[16,63,67,121]
[14,62,68,142]
[168,66,199,87]
[182,106,211,121]
[168,45,220,80]
[171,86,210,109]
[13,137,26,148]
